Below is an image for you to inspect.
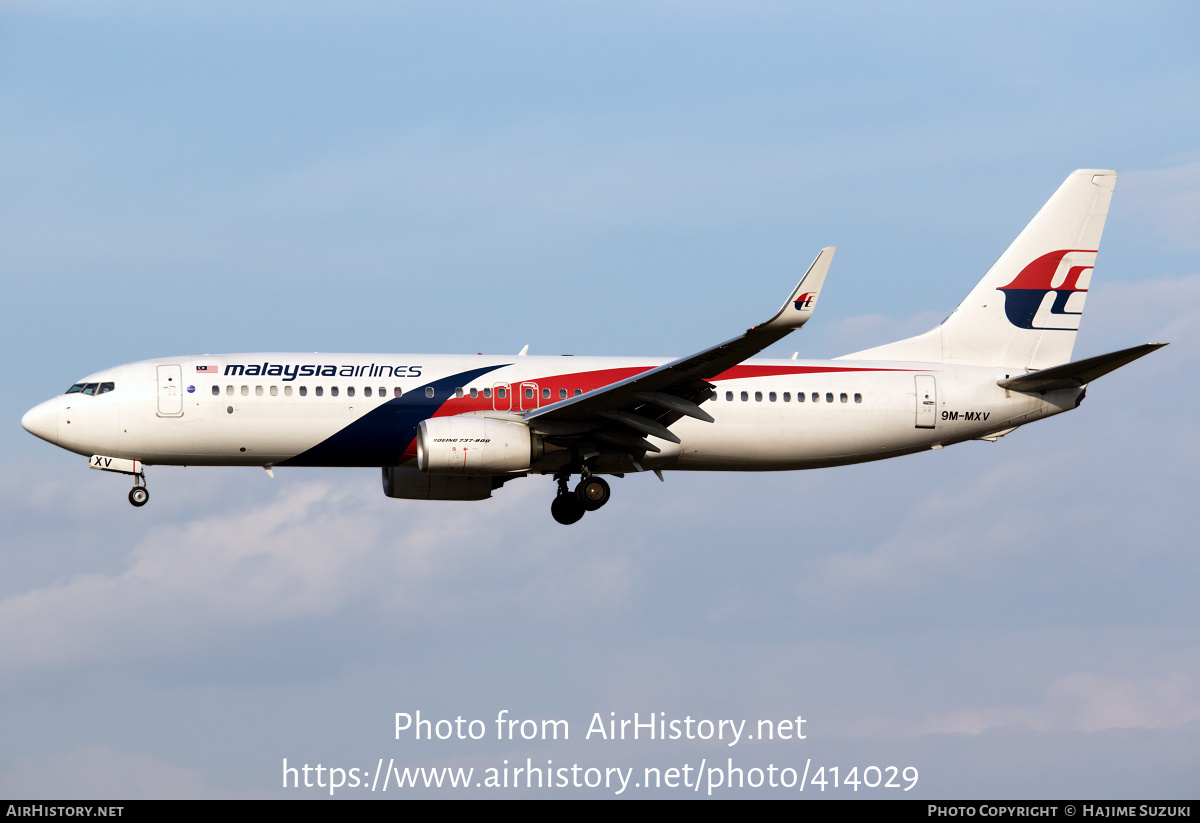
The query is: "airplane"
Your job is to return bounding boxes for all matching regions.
[21,169,1165,524]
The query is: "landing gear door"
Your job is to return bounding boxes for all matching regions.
[915,374,936,429]
[157,365,184,417]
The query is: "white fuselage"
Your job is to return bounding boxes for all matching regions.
[23,353,1079,473]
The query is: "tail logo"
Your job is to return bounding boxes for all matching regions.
[996,249,1095,331]
[794,292,817,311]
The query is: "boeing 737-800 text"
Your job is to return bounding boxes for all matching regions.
[22,170,1164,523]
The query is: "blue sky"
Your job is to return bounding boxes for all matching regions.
[1,1,1198,797]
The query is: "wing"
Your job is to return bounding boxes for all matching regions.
[524,248,835,456]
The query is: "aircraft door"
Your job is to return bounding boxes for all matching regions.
[519,382,539,411]
[914,374,937,429]
[157,365,184,417]
[492,383,511,412]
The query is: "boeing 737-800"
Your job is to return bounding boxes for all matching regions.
[22,170,1164,523]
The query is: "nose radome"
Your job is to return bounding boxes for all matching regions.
[21,399,59,444]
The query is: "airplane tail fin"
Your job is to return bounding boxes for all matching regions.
[840,170,1117,370]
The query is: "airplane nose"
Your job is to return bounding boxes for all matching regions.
[21,399,59,444]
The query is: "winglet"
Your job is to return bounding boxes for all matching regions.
[758,247,835,331]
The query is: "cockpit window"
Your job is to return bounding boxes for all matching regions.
[65,384,84,394]
[81,383,99,396]
[98,382,115,394]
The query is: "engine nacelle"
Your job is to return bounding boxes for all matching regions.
[417,416,534,475]
[381,466,494,501]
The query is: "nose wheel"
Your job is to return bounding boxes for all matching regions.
[128,473,149,507]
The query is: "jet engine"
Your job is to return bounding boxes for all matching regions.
[416,416,535,475]
[381,466,497,501]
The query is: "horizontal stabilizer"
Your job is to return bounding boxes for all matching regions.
[998,343,1166,393]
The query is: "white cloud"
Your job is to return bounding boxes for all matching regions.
[918,673,1200,735]
[799,455,1080,600]
[0,475,634,679]
[0,746,215,799]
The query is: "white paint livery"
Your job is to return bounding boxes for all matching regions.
[22,171,1164,523]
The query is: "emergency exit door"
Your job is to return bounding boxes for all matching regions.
[157,365,184,417]
[915,374,937,429]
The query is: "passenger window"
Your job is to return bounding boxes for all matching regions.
[783,392,791,402]
[299,386,307,396]
[65,384,84,394]
[798,392,805,402]
[525,387,534,399]
[347,387,355,397]
[379,387,386,396]
[559,388,567,399]
[425,387,434,398]
[469,388,477,398]
[364,386,372,397]
[394,387,402,398]
[82,383,98,395]
[854,393,862,403]
[740,391,749,401]
[270,386,278,396]
[332,386,340,397]
[498,388,506,399]
[483,388,492,399]
[812,392,819,402]
[755,391,763,402]
[542,388,551,399]
[241,386,249,396]
[255,386,263,396]
[769,392,777,402]
[574,389,582,396]
[840,392,848,403]
[284,386,293,396]
[826,392,834,403]
[726,391,733,401]
[455,388,463,399]
[226,385,233,396]
[211,385,220,396]
[99,382,115,394]
[316,386,324,397]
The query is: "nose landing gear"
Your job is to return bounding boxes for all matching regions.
[88,455,150,508]
[549,472,612,524]
[128,472,149,507]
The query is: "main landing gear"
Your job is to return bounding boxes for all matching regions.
[550,472,611,525]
